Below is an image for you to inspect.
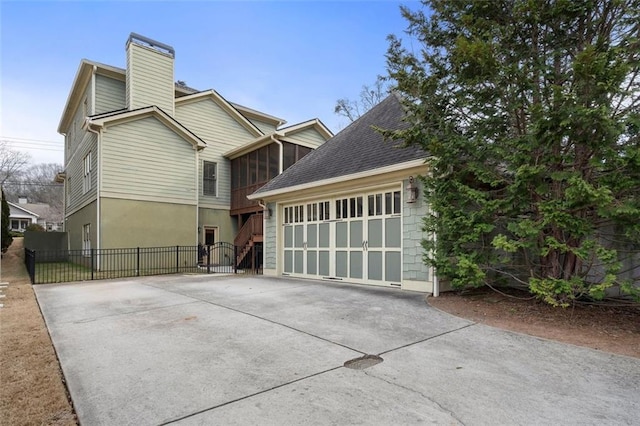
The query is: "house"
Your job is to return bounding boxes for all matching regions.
[57,33,331,264]
[249,93,442,294]
[8,197,63,232]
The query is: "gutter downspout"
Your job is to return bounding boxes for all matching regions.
[195,147,199,245]
[91,66,96,116]
[271,134,283,174]
[85,121,101,267]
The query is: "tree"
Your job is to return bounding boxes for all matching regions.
[386,1,640,305]
[334,77,389,122]
[1,188,12,253]
[5,163,64,211]
[0,141,30,186]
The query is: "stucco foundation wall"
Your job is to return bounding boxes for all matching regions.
[402,178,431,286]
[198,208,235,244]
[264,203,277,270]
[101,198,196,248]
[66,201,97,251]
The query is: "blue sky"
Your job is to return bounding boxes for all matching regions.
[1,0,420,165]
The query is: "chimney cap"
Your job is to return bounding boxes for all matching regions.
[127,33,175,58]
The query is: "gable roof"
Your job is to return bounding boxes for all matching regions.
[87,106,207,149]
[223,118,333,159]
[278,118,333,141]
[251,93,426,198]
[231,102,287,127]
[8,202,40,218]
[175,90,263,137]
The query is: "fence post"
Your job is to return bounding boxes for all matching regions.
[91,248,94,280]
[136,247,140,276]
[27,249,36,284]
[206,245,211,274]
[234,245,238,274]
[176,246,179,273]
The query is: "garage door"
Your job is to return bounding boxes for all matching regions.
[282,188,402,287]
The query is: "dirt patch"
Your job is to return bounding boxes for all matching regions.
[0,238,77,426]
[428,287,640,358]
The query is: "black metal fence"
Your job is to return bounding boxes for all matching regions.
[24,243,263,284]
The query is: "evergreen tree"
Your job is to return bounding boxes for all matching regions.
[1,188,13,253]
[386,0,640,305]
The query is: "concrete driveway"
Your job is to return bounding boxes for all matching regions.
[35,275,640,425]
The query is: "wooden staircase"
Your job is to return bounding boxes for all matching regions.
[234,213,263,268]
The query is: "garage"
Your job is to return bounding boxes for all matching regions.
[282,187,403,286]
[249,94,437,293]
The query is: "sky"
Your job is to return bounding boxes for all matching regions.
[0,0,421,166]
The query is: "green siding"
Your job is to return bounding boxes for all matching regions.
[126,43,174,114]
[66,84,92,163]
[248,118,277,134]
[66,201,97,251]
[283,127,326,148]
[101,117,197,203]
[67,132,97,213]
[95,74,125,114]
[175,98,257,205]
[101,198,196,248]
[198,208,236,243]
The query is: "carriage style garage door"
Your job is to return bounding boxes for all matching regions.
[282,187,403,287]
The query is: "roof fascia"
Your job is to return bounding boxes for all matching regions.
[58,60,129,134]
[248,159,427,201]
[175,90,263,137]
[223,132,283,159]
[58,60,94,134]
[280,119,333,140]
[88,106,206,149]
[231,103,286,126]
[8,202,40,218]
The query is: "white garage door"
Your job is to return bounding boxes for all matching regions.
[282,188,403,287]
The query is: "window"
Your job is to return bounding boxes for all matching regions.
[203,161,217,196]
[82,224,91,255]
[83,152,92,194]
[319,201,330,221]
[268,143,279,179]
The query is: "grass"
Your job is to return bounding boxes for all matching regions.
[0,238,76,425]
[32,262,213,284]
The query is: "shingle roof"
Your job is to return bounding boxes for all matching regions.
[254,93,425,195]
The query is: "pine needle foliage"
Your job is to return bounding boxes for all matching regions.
[385,0,640,305]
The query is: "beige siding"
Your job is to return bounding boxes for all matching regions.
[248,118,277,134]
[67,132,98,213]
[101,117,197,203]
[127,42,174,114]
[95,74,125,114]
[101,198,196,248]
[175,98,257,206]
[283,127,327,148]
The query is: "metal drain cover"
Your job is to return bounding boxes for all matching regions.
[343,354,383,370]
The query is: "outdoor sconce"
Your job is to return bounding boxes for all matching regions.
[406,176,418,203]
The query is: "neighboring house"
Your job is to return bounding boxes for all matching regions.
[8,198,63,232]
[249,94,442,294]
[57,33,332,265]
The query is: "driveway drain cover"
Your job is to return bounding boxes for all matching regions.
[344,354,383,370]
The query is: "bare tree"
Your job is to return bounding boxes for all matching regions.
[334,77,389,122]
[4,163,63,211]
[0,141,30,186]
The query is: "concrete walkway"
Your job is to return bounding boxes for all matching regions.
[35,275,640,425]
